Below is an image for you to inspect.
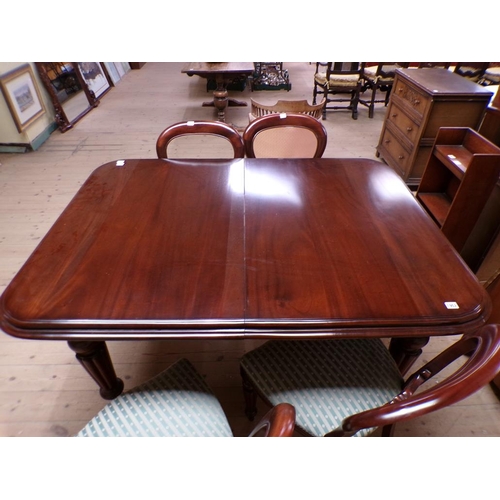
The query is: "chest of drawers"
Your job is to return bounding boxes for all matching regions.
[376,68,492,187]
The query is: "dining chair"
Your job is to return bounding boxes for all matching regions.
[239,324,500,437]
[242,112,327,158]
[481,65,500,86]
[312,62,363,120]
[248,98,325,123]
[453,62,490,82]
[77,357,295,437]
[416,62,451,69]
[156,120,245,159]
[359,62,409,118]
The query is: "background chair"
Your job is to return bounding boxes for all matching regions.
[243,112,327,158]
[481,65,500,85]
[77,357,295,437]
[156,120,245,159]
[453,62,490,82]
[359,62,409,118]
[248,98,325,122]
[239,325,500,437]
[417,62,451,69]
[312,62,363,120]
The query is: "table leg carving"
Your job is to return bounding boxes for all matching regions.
[389,337,429,375]
[68,340,124,399]
[240,367,258,421]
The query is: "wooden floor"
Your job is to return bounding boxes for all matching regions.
[1,62,500,437]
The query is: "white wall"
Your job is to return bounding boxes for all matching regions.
[0,62,55,148]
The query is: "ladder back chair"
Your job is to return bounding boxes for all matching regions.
[313,62,363,120]
[359,62,409,118]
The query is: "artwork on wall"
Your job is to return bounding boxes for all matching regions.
[0,64,46,132]
[77,62,111,98]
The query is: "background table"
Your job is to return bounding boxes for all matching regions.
[182,62,254,122]
[0,158,491,398]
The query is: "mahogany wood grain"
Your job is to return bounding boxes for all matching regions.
[0,158,492,397]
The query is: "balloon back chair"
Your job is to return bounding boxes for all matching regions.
[242,112,327,158]
[156,120,245,159]
[239,324,500,437]
[77,358,295,437]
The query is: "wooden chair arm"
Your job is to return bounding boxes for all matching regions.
[248,403,296,437]
[327,324,500,436]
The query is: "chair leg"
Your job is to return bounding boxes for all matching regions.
[367,83,377,119]
[240,367,258,421]
[352,86,360,120]
[381,423,395,437]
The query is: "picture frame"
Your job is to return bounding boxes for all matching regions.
[77,62,111,98]
[0,64,46,132]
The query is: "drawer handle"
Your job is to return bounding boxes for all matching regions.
[384,139,391,144]
[414,99,420,105]
[406,127,413,132]
[398,87,403,92]
[391,113,398,118]
[398,155,405,160]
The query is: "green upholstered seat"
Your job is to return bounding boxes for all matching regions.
[240,339,403,437]
[77,358,233,437]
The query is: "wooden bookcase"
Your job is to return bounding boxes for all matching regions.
[416,127,500,255]
[376,68,492,188]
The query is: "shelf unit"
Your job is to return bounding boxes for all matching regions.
[416,127,500,255]
[376,68,492,188]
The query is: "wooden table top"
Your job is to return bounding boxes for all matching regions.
[0,158,490,340]
[181,62,254,76]
[396,68,493,98]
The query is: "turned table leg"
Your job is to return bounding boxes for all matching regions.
[389,337,429,376]
[68,340,124,399]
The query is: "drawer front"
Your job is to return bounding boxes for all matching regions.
[379,127,411,177]
[386,102,420,146]
[392,78,430,119]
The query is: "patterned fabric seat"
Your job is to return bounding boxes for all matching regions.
[483,66,500,85]
[314,72,361,87]
[77,358,233,437]
[240,339,403,437]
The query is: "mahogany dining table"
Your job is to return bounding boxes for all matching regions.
[0,157,491,399]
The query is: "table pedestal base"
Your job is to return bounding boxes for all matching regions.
[201,76,247,122]
[68,340,124,399]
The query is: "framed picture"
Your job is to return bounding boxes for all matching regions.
[0,64,46,132]
[77,62,111,98]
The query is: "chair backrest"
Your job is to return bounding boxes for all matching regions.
[486,269,500,323]
[417,62,451,69]
[326,323,500,436]
[243,113,327,158]
[249,98,325,122]
[156,120,245,159]
[319,62,362,77]
[454,62,490,81]
[362,62,409,79]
